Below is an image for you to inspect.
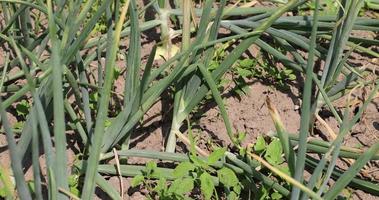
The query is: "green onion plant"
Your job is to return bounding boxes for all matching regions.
[0,0,378,199]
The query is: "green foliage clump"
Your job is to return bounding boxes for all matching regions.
[252,136,289,200]
[131,147,243,200]
[210,43,297,98]
[82,0,127,34]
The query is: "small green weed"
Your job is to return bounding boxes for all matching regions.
[298,0,339,15]
[234,58,296,93]
[131,161,194,200]
[15,100,30,119]
[12,121,24,135]
[209,44,296,99]
[10,99,31,134]
[0,165,14,199]
[82,0,129,35]
[68,174,80,197]
[251,135,289,200]
[131,147,242,200]
[89,92,98,111]
[254,135,290,175]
